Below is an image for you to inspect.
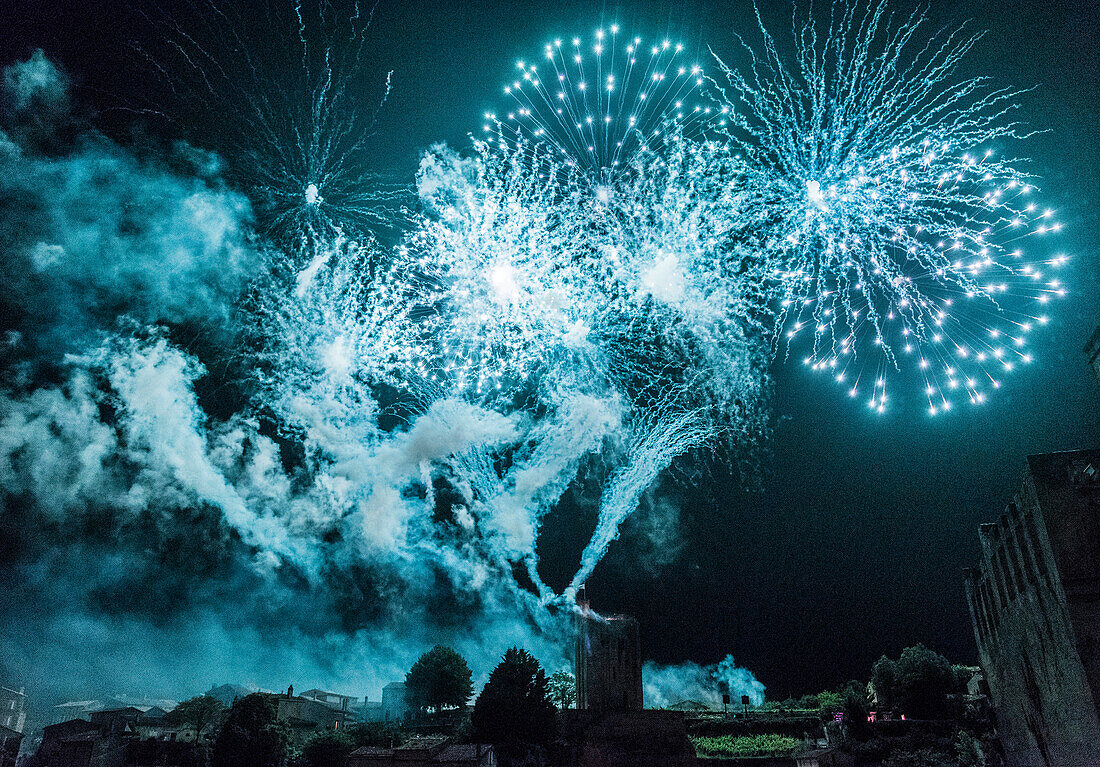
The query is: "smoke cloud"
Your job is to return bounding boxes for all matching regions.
[0,52,570,716]
[643,656,766,709]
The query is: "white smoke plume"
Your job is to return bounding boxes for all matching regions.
[643,656,767,709]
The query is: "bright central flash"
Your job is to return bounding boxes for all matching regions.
[488,262,520,303]
[806,179,826,208]
[304,182,322,206]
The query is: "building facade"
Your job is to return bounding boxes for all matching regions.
[0,688,24,734]
[381,682,407,722]
[574,592,643,712]
[964,449,1100,766]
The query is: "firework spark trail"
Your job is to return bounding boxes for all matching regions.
[257,22,773,605]
[382,30,773,598]
[710,0,1068,413]
[143,0,399,252]
[487,27,712,174]
[565,407,709,599]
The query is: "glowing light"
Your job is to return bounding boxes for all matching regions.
[304,182,321,206]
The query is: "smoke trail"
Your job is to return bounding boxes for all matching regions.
[566,411,707,596]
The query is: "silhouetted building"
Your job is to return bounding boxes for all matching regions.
[49,698,177,727]
[574,589,642,712]
[29,716,203,767]
[1086,326,1100,385]
[89,708,143,737]
[964,449,1100,766]
[274,689,348,742]
[0,687,24,734]
[299,689,356,713]
[381,682,407,722]
[28,719,98,767]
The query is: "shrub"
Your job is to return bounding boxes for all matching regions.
[692,734,801,758]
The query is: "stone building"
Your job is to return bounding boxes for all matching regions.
[0,687,24,735]
[574,591,642,712]
[964,449,1100,766]
[0,724,21,767]
[274,690,349,742]
[566,590,694,766]
[381,682,408,722]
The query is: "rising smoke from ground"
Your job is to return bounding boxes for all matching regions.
[643,657,766,709]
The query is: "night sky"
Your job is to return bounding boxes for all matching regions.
[3,0,1099,702]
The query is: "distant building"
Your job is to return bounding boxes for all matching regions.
[274,691,345,741]
[0,688,24,734]
[48,697,177,727]
[354,699,385,722]
[574,589,642,712]
[29,713,201,767]
[28,719,98,766]
[381,682,407,722]
[299,689,358,713]
[964,449,1100,766]
[89,707,143,736]
[1086,326,1100,385]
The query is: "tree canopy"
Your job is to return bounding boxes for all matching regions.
[471,647,557,745]
[872,644,957,719]
[895,644,956,719]
[299,722,404,767]
[164,695,226,739]
[547,670,576,710]
[210,693,288,767]
[405,645,474,714]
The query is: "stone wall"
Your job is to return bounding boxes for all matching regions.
[964,450,1100,766]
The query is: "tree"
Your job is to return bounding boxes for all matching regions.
[815,691,843,714]
[471,647,557,746]
[797,694,819,710]
[871,655,899,710]
[895,644,955,719]
[839,680,871,739]
[164,695,226,740]
[210,693,288,767]
[347,721,403,749]
[546,670,576,710]
[405,645,474,714]
[952,664,976,695]
[299,730,354,767]
[955,730,987,767]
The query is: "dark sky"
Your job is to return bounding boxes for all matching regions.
[3,0,1099,699]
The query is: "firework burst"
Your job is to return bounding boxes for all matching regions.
[484,26,715,177]
[143,0,399,252]
[711,0,1068,413]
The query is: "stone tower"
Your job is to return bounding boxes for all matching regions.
[574,586,643,712]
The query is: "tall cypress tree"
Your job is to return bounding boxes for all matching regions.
[472,647,557,745]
